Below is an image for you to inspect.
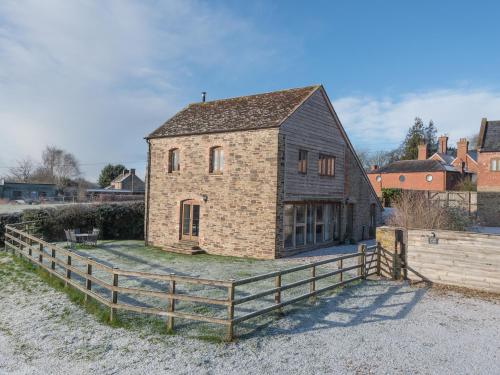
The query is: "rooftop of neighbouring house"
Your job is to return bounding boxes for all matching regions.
[479,119,500,152]
[368,159,459,174]
[146,85,321,139]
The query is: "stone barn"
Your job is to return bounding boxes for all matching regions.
[144,85,382,258]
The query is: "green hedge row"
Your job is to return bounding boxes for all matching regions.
[1,201,144,245]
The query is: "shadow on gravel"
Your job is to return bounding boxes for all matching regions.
[237,280,427,339]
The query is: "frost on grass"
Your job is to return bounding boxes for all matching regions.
[1,248,500,374]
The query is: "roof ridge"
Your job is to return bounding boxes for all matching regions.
[187,85,321,106]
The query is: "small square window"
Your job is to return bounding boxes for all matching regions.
[298,150,308,174]
[491,158,500,171]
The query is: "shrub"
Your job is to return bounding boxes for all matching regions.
[0,212,23,246]
[386,191,471,231]
[2,201,144,244]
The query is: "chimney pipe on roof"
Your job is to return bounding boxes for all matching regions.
[417,143,428,160]
[202,92,206,102]
[438,135,448,154]
[130,168,136,175]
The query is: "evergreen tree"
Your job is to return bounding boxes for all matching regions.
[424,120,438,154]
[98,164,126,188]
[401,117,426,160]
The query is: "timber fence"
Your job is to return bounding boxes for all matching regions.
[4,222,380,340]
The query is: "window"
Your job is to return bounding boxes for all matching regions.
[399,175,405,182]
[209,146,224,173]
[491,158,500,171]
[298,150,308,174]
[168,148,180,172]
[295,205,306,246]
[426,174,433,182]
[318,154,335,176]
[284,203,341,249]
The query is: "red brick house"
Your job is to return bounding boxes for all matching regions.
[368,135,476,197]
[477,118,500,192]
[144,85,382,259]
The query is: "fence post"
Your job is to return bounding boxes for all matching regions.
[226,280,235,342]
[110,268,119,322]
[274,273,282,315]
[51,247,56,270]
[167,275,176,332]
[28,238,32,257]
[38,243,43,264]
[309,266,316,302]
[358,244,366,279]
[85,258,92,303]
[376,242,381,276]
[66,251,72,286]
[338,259,343,283]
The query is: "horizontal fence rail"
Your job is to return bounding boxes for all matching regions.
[3,222,380,340]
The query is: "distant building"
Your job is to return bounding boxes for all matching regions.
[476,118,500,226]
[106,169,145,192]
[368,136,477,197]
[0,179,57,201]
[477,118,500,192]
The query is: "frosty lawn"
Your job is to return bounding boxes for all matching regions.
[1,248,499,374]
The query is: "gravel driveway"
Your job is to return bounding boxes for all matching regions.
[1,250,499,375]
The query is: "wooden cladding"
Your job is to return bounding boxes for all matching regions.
[318,154,335,176]
[298,149,308,174]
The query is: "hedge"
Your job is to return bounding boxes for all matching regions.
[1,201,144,245]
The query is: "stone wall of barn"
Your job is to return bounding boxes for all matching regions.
[145,128,280,259]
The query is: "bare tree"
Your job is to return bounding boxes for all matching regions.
[8,158,35,182]
[40,146,81,187]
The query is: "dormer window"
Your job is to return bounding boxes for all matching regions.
[168,148,180,172]
[209,146,224,174]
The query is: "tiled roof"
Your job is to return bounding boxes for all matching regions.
[146,85,320,138]
[368,159,458,174]
[480,120,500,152]
[436,153,455,164]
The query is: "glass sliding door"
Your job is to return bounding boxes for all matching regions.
[306,204,314,244]
[284,205,294,248]
[295,205,306,246]
[283,202,342,250]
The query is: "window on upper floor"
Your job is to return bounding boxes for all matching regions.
[298,150,308,174]
[168,148,180,173]
[318,154,335,176]
[490,158,500,172]
[209,146,224,174]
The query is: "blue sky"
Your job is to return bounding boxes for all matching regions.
[1,0,500,180]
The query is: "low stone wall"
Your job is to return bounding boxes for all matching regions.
[377,226,500,293]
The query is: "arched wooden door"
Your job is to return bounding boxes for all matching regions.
[181,200,200,241]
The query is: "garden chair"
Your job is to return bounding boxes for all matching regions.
[86,228,100,246]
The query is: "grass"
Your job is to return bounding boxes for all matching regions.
[0,241,364,343]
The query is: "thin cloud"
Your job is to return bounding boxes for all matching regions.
[334,89,500,152]
[0,0,279,179]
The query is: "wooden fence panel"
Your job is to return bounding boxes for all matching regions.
[4,222,379,340]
